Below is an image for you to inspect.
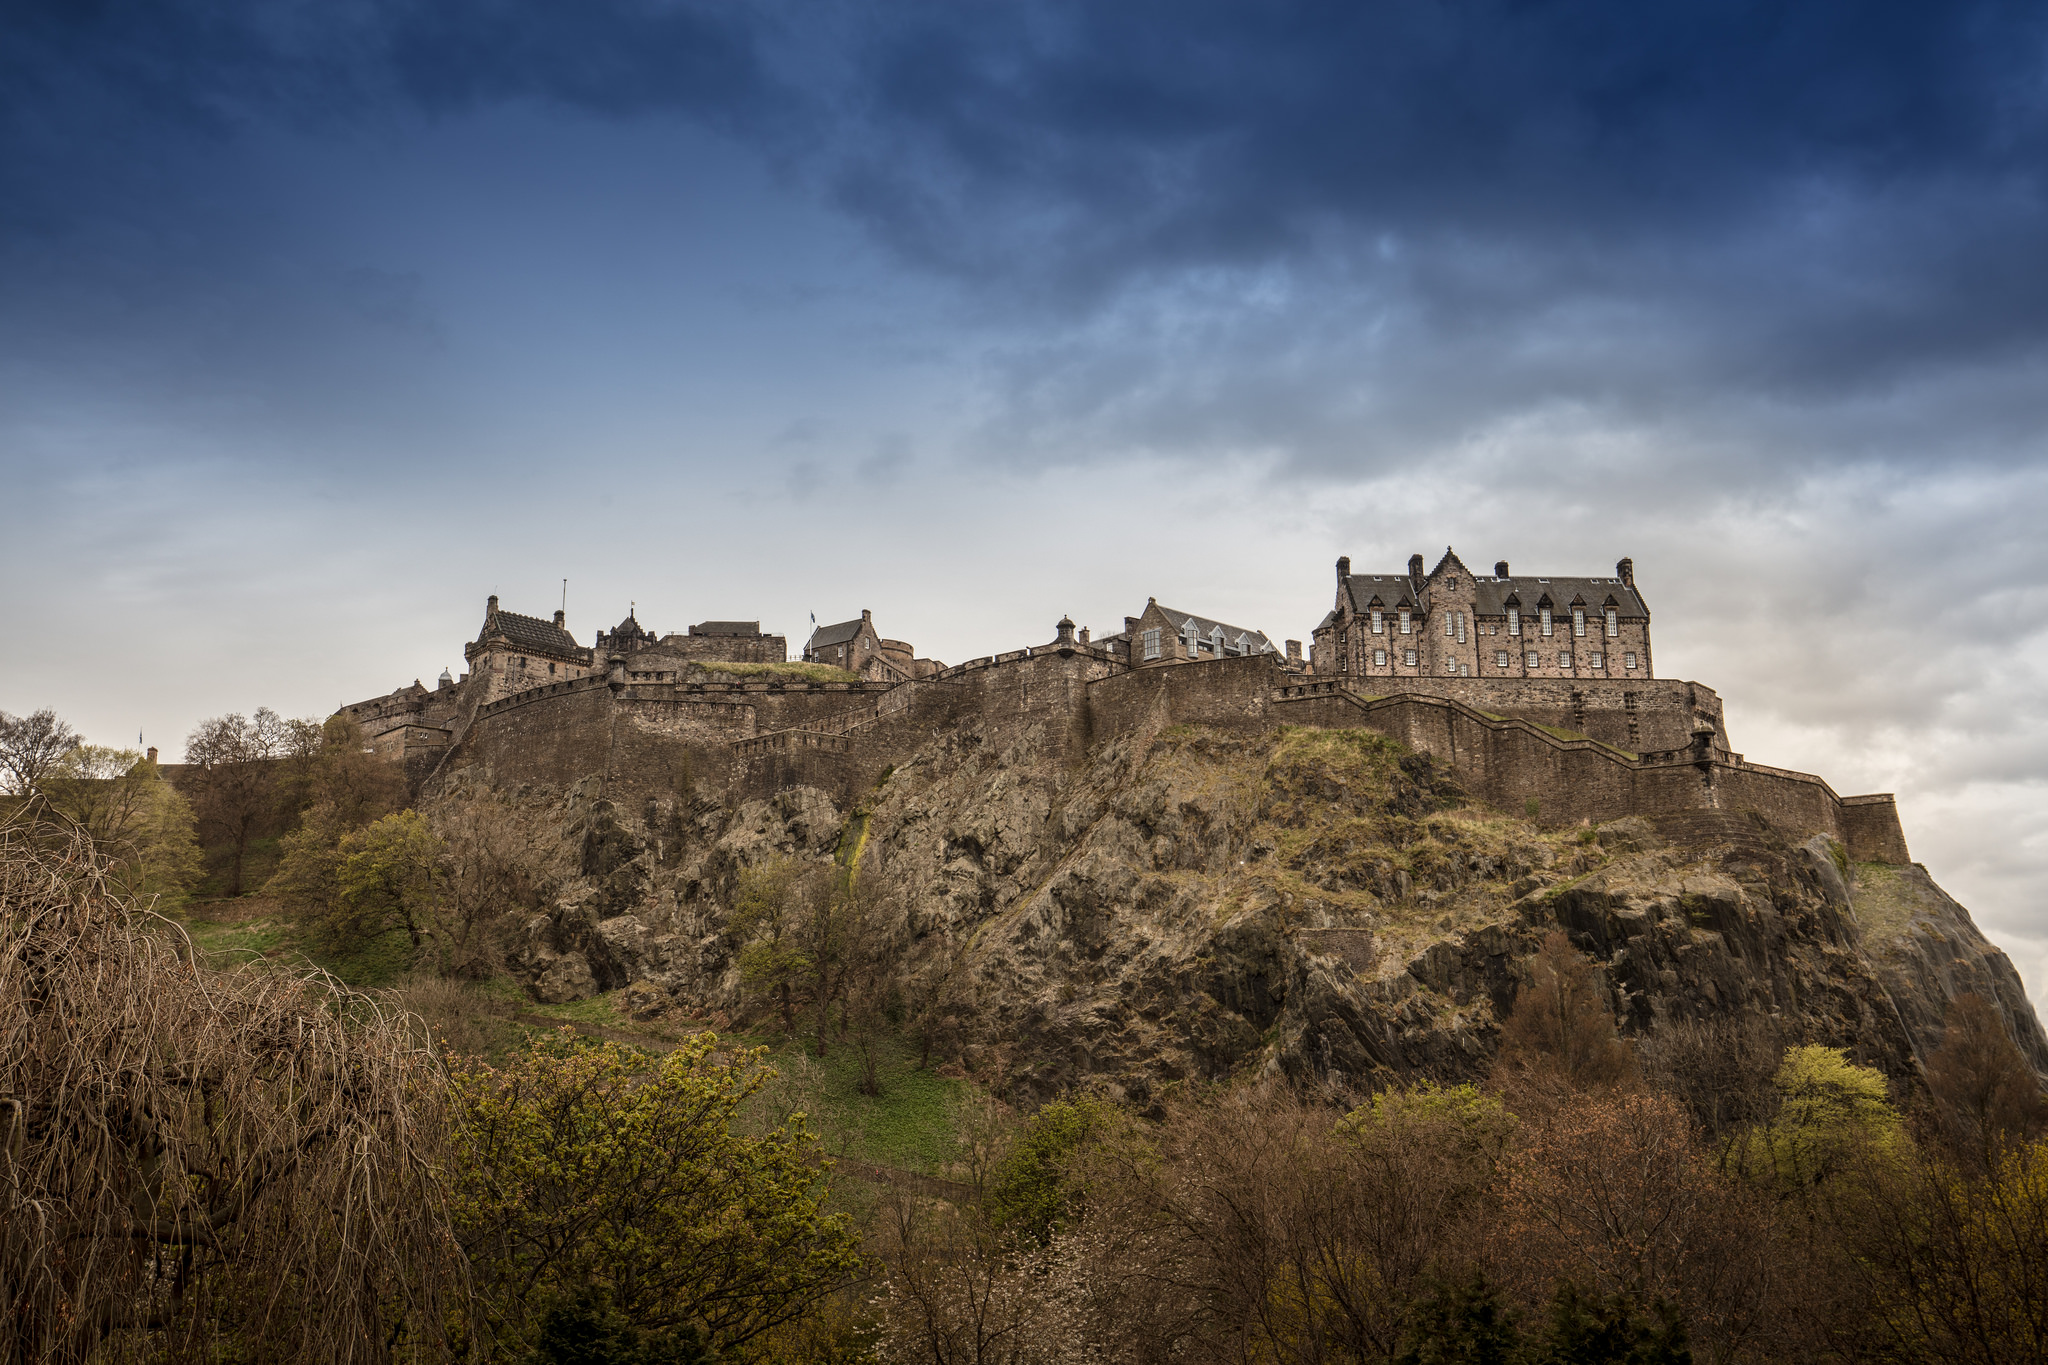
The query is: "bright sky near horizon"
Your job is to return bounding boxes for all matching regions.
[5,2,2047,1009]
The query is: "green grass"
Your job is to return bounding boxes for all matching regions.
[172,897,414,988]
[745,1030,971,1175]
[524,989,635,1026]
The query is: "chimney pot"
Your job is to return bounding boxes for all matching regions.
[1495,560,1510,577]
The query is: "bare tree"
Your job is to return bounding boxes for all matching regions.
[433,794,553,977]
[0,707,80,798]
[0,816,463,1363]
[1493,929,1638,1106]
[183,708,294,896]
[1924,992,2048,1165]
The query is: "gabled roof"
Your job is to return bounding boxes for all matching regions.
[807,618,869,650]
[1474,577,1647,616]
[484,609,584,657]
[1149,604,1276,653]
[1340,576,1420,612]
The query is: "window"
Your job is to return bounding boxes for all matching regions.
[1404,649,1417,666]
[1141,630,1161,660]
[1606,608,1618,637]
[1374,648,1386,667]
[1508,607,1520,636]
[1183,622,1201,656]
[1456,611,1467,645]
[1573,608,1586,637]
[1589,652,1604,669]
[1526,650,1540,669]
[1540,607,1553,636]
[1371,608,1384,633]
[549,662,556,675]
[1445,613,1456,638]
[1399,609,1412,634]
[1495,651,1510,668]
[1625,652,1638,670]
[1560,652,1573,669]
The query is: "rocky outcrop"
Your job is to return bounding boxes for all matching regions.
[455,719,2046,1107]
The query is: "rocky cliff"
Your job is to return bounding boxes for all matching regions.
[455,715,2048,1106]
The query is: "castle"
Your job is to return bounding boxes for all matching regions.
[339,550,1910,864]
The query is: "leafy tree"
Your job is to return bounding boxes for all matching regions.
[732,856,817,1033]
[449,1030,860,1359]
[331,808,444,954]
[0,706,80,798]
[1395,1276,1522,1365]
[42,744,204,906]
[986,1096,1120,1245]
[1535,1282,1691,1364]
[1733,1045,1903,1190]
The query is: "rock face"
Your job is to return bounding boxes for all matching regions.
[456,721,2047,1106]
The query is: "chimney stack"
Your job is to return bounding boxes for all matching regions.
[146,746,158,765]
[1408,553,1425,588]
[1125,616,1141,634]
[1336,555,1351,585]
[1495,560,1509,578]
[1286,639,1302,664]
[487,594,499,616]
[861,608,872,623]
[1617,557,1635,587]
[1079,626,1091,644]
[553,608,565,627]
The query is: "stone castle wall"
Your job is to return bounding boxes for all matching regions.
[427,644,1911,867]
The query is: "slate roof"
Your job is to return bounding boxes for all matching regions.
[1339,576,1421,613]
[1150,604,1276,654]
[485,609,584,657]
[807,618,869,650]
[1473,576,1647,617]
[691,620,762,637]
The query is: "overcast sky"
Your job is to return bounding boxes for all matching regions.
[5,1,2047,1008]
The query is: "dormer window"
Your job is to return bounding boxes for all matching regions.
[1573,608,1586,638]
[1399,609,1412,635]
[1183,621,1201,656]
[1370,608,1383,634]
[1606,608,1619,637]
[1508,607,1520,636]
[1540,607,1553,637]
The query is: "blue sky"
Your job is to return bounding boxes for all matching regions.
[5,1,2048,1006]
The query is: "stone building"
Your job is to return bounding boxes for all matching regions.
[1312,549,1652,683]
[465,595,596,704]
[1110,597,1281,667]
[803,609,941,682]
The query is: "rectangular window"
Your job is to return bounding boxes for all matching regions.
[1625,652,1638,669]
[1404,649,1417,667]
[1374,648,1387,667]
[1527,650,1540,669]
[1606,608,1618,637]
[1560,652,1573,669]
[1456,611,1467,644]
[1589,652,1603,669]
[1573,608,1586,637]
[1445,613,1455,638]
[1540,607,1553,636]
[1508,607,1520,636]
[549,662,556,675]
[1371,609,1383,633]
[1495,651,1510,668]
[1399,609,1412,634]
[1142,629,1161,660]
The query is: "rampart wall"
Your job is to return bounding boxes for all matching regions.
[430,646,1911,866]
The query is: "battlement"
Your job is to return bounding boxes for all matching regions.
[340,557,1913,866]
